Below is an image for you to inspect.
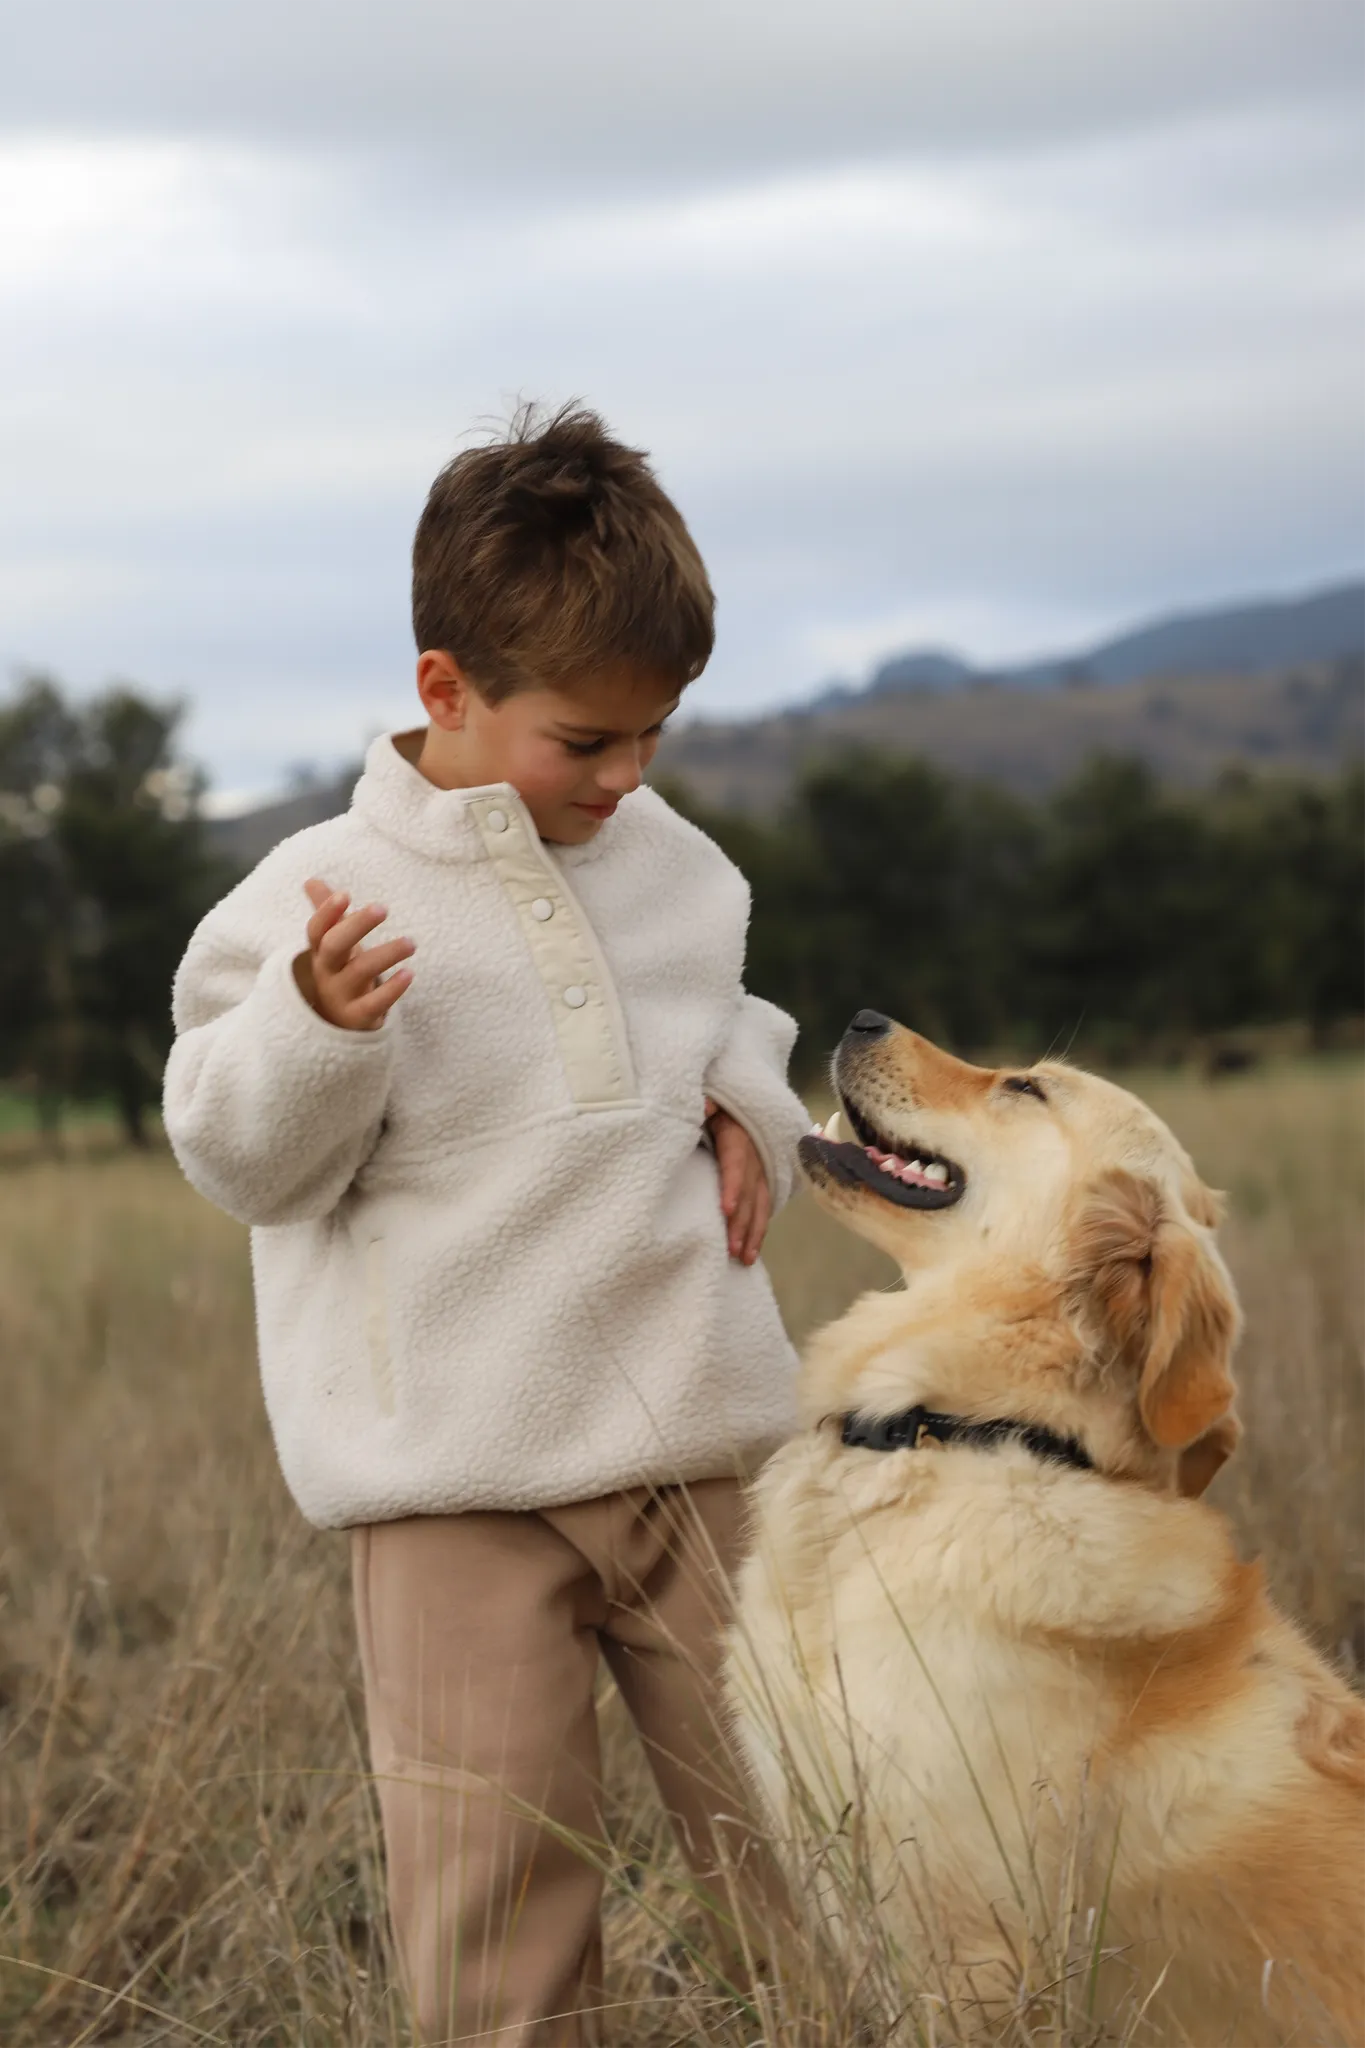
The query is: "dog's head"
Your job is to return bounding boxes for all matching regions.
[800,1012,1242,1495]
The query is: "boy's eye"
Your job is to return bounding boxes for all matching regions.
[562,720,669,760]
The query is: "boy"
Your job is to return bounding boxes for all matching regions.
[163,406,809,2044]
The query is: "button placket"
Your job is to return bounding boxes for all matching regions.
[472,792,634,1105]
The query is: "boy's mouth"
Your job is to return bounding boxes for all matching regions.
[575,800,618,820]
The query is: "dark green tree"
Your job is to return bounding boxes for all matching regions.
[0,679,84,1138]
[668,753,1043,1078]
[1031,757,1223,1056]
[0,676,229,1145]
[793,753,1040,1056]
[1311,764,1365,1031]
[662,749,1363,1078]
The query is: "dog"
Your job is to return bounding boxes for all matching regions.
[726,1012,1364,2044]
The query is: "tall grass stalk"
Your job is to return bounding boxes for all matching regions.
[0,1060,1360,2042]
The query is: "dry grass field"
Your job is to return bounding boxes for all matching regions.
[1,1059,1361,2045]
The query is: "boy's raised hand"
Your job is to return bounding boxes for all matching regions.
[705,1098,771,1266]
[296,878,415,1031]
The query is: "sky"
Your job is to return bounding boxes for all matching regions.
[2,0,1362,803]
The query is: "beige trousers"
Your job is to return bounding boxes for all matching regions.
[351,1480,764,2046]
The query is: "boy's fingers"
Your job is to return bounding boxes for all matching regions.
[744,1180,772,1264]
[305,889,350,950]
[735,1170,761,1260]
[717,1131,744,1217]
[350,968,412,1025]
[339,937,414,991]
[728,1184,752,1257]
[739,1161,766,1247]
[316,903,388,969]
[321,903,388,962]
[303,877,334,910]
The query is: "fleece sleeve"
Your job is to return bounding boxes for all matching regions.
[163,931,395,1228]
[703,991,811,1212]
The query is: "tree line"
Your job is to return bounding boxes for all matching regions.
[664,749,1364,1081]
[1,675,1360,1145]
[0,678,227,1144]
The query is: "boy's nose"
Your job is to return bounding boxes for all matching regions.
[597,747,644,797]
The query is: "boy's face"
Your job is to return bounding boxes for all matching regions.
[416,654,680,844]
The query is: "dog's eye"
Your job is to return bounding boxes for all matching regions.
[1003,1074,1048,1102]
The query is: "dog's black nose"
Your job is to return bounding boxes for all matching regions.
[847,1009,892,1038]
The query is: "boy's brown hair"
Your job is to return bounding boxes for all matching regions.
[412,404,715,702]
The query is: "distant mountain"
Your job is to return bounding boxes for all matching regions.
[208,775,361,873]
[206,580,1365,864]
[864,650,977,696]
[860,579,1364,698]
[657,656,1363,814]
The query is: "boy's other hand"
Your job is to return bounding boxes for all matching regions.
[704,1098,771,1265]
[296,878,415,1031]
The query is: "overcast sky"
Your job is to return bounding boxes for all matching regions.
[3,0,1362,800]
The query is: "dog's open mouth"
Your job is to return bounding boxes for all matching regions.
[798,1094,966,1211]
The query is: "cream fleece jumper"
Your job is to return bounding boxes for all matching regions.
[164,731,808,1529]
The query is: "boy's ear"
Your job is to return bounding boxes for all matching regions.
[1071,1169,1242,1492]
[416,650,471,730]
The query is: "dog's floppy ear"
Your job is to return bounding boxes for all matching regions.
[1173,1411,1242,1498]
[1072,1169,1242,1493]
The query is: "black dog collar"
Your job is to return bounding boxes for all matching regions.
[839,1403,1093,1474]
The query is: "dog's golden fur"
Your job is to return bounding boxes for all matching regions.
[727,1023,1364,2043]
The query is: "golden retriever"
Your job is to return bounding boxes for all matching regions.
[726,1012,1364,2044]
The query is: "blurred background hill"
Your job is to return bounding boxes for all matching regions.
[662,660,1362,812]
[204,577,1364,867]
[5,574,1360,1136]
[854,578,1363,694]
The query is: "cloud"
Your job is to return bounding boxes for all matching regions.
[5,0,1361,183]
[0,2,1361,790]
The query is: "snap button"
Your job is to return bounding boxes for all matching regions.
[486,808,508,833]
[563,985,587,1009]
[530,898,554,922]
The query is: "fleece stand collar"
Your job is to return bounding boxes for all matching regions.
[349,730,618,868]
[839,1403,1094,1474]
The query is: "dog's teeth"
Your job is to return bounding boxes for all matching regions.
[906,1159,924,1176]
[924,1162,949,1185]
[879,1158,900,1174]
